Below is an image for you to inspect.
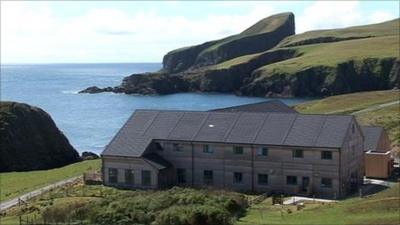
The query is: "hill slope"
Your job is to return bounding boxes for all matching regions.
[80,15,399,97]
[295,90,400,145]
[0,101,80,172]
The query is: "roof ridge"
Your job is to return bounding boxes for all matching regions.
[281,113,299,145]
[252,113,270,143]
[222,112,243,142]
[191,112,211,141]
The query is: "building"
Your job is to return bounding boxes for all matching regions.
[101,102,365,199]
[362,126,393,179]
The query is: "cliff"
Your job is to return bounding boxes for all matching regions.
[80,14,399,97]
[0,101,80,172]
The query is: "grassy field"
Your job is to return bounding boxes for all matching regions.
[0,159,101,202]
[236,183,399,225]
[210,19,398,74]
[256,35,398,76]
[295,90,400,145]
[277,18,399,47]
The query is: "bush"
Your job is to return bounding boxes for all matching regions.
[64,187,247,225]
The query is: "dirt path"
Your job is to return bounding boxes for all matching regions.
[0,176,81,212]
[351,100,399,115]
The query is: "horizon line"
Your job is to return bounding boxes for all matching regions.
[1,62,162,65]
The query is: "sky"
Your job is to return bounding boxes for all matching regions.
[1,1,399,64]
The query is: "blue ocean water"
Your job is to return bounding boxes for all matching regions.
[1,63,310,154]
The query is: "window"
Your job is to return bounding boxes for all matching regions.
[286,176,297,185]
[108,168,118,184]
[233,172,243,183]
[125,169,134,185]
[352,124,355,134]
[321,178,332,188]
[258,174,269,185]
[321,151,332,160]
[203,170,213,185]
[233,146,244,154]
[141,170,151,186]
[173,143,182,152]
[203,144,214,153]
[292,149,303,158]
[177,168,186,183]
[257,147,269,156]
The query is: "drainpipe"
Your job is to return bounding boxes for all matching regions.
[251,145,254,192]
[338,148,342,198]
[191,142,194,186]
[101,157,105,184]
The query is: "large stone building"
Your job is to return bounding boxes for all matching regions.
[101,101,365,199]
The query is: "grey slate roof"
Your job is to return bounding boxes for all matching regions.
[361,126,384,151]
[102,110,353,157]
[211,100,297,113]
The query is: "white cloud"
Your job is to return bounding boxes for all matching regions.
[296,1,364,33]
[1,1,275,63]
[1,1,397,63]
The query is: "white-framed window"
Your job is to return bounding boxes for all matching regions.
[203,144,214,153]
[257,147,269,156]
[292,149,303,158]
[321,151,332,160]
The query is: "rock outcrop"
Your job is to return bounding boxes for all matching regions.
[80,14,399,97]
[0,101,80,172]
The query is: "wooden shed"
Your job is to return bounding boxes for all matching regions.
[362,126,393,179]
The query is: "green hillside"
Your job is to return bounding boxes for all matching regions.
[255,35,398,77]
[295,90,400,145]
[0,159,100,202]
[277,18,399,47]
[80,15,399,98]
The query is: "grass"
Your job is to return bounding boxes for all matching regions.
[278,18,399,47]
[256,35,399,76]
[213,52,263,69]
[295,90,400,145]
[294,90,399,114]
[205,19,398,74]
[236,183,400,225]
[357,103,400,146]
[0,159,101,202]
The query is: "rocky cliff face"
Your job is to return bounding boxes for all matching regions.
[0,102,80,172]
[80,14,399,97]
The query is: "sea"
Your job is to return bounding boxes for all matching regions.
[1,63,311,155]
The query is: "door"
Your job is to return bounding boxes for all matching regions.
[302,177,310,192]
